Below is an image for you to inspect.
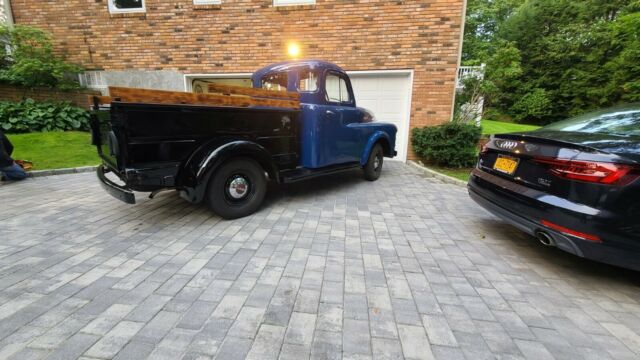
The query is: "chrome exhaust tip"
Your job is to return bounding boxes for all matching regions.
[535,231,556,247]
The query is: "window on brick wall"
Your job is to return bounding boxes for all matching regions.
[194,0,221,5]
[273,0,315,6]
[108,0,145,14]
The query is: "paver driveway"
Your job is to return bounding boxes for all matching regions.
[0,162,639,360]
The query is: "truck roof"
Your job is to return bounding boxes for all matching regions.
[252,60,346,82]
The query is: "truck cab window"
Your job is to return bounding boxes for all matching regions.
[262,73,288,91]
[326,73,351,103]
[297,71,318,92]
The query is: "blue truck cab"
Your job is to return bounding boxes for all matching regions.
[92,60,398,219]
[253,60,397,169]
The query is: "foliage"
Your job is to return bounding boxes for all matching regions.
[510,88,553,122]
[412,123,482,168]
[7,131,98,170]
[462,0,526,65]
[482,41,522,110]
[0,99,90,133]
[0,25,82,89]
[463,0,640,124]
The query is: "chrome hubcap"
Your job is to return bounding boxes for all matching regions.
[228,176,249,199]
[374,157,381,170]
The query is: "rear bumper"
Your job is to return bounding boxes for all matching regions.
[97,165,136,204]
[468,186,585,257]
[469,168,640,271]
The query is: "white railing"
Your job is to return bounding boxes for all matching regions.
[0,0,13,25]
[457,64,485,89]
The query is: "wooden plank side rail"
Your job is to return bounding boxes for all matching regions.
[91,87,300,110]
[207,83,300,101]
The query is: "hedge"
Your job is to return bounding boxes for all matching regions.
[412,122,482,168]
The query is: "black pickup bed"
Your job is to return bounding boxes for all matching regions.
[92,101,300,191]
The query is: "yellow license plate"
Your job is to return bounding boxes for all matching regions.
[493,155,519,175]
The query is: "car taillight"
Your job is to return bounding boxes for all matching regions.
[533,157,638,185]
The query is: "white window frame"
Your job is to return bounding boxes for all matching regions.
[184,73,253,92]
[193,0,221,5]
[273,0,315,7]
[108,0,146,14]
[79,71,108,91]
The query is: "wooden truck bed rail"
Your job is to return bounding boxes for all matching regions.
[207,83,300,101]
[91,85,300,110]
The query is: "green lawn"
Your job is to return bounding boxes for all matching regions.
[429,166,473,182]
[7,131,99,170]
[481,119,540,135]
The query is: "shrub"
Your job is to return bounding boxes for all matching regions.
[412,122,482,168]
[0,25,82,89]
[510,88,552,123]
[0,99,90,133]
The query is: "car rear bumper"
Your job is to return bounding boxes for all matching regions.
[97,165,136,204]
[469,168,640,271]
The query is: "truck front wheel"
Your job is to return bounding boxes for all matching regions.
[206,158,267,219]
[363,144,384,181]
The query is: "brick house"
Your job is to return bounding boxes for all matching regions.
[6,0,466,161]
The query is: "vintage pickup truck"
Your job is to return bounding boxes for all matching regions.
[91,60,397,219]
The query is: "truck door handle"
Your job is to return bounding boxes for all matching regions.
[325,110,335,115]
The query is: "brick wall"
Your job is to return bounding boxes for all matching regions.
[10,0,465,159]
[0,84,100,108]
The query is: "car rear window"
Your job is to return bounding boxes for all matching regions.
[542,106,640,136]
[262,73,288,91]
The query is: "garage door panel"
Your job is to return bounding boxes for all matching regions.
[349,72,411,162]
[358,101,379,111]
[381,99,403,109]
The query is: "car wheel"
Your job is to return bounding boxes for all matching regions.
[363,144,384,181]
[206,158,267,219]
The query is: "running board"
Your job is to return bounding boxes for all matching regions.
[280,163,361,183]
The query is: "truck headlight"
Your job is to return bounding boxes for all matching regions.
[361,108,376,123]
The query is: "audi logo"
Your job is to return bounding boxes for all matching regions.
[495,140,519,150]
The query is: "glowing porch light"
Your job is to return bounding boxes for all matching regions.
[287,42,301,59]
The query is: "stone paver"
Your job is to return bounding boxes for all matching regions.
[1,162,639,359]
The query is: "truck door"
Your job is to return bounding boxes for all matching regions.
[321,71,362,165]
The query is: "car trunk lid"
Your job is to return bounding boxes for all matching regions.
[478,131,640,206]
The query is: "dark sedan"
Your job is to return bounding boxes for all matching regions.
[468,104,640,271]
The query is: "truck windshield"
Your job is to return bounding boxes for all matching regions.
[262,73,288,91]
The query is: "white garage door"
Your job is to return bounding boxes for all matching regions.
[349,71,412,162]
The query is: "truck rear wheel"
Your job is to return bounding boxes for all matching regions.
[363,144,384,181]
[206,158,267,219]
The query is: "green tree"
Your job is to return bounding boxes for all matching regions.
[463,0,525,64]
[463,0,640,124]
[604,11,640,102]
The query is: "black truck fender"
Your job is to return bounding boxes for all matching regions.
[178,139,278,204]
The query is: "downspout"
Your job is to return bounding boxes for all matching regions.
[2,0,14,26]
[451,0,468,121]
